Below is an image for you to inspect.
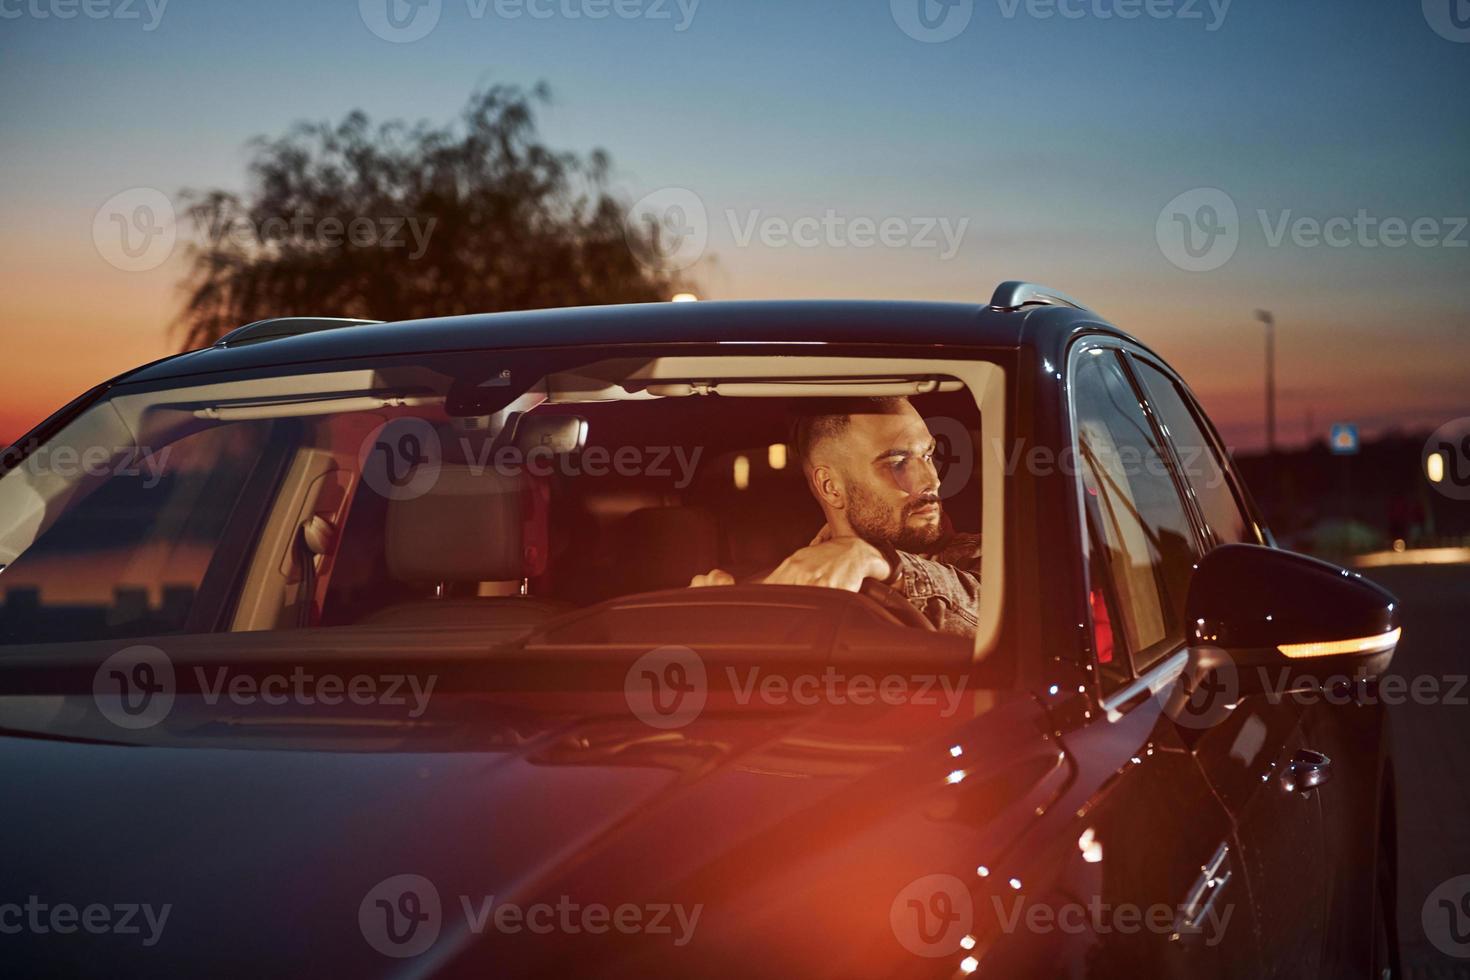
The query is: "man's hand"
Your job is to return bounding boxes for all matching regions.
[689,568,736,587]
[762,536,891,593]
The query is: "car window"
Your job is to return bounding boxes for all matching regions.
[1071,349,1200,674]
[0,421,277,644]
[1131,359,1254,548]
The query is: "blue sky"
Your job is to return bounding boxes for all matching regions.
[2,0,1467,447]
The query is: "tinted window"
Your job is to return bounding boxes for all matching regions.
[1132,360,1254,547]
[0,422,274,644]
[1072,350,1200,672]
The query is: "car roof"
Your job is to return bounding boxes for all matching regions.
[121,300,1139,386]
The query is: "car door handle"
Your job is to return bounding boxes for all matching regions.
[1279,750,1332,794]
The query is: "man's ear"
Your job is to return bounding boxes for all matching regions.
[808,462,845,511]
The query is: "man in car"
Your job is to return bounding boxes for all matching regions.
[690,397,981,637]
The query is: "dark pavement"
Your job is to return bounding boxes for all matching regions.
[1357,563,1470,978]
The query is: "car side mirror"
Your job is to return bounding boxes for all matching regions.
[1178,544,1400,704]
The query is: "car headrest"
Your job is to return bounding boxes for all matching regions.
[612,506,721,595]
[385,465,546,584]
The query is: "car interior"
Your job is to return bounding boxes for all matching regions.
[0,351,1005,659]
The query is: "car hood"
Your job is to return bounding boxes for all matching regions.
[0,654,1069,978]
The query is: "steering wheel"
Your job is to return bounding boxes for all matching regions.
[860,578,935,631]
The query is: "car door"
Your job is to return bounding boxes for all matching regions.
[1126,353,1330,978]
[1036,343,1256,977]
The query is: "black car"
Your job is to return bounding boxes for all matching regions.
[0,282,1400,977]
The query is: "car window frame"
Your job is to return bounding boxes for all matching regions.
[1122,351,1269,549]
[1066,335,1214,712]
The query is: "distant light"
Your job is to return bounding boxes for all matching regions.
[768,443,788,470]
[1008,877,1022,890]
[949,745,963,758]
[1428,452,1445,483]
[1048,685,1059,696]
[960,935,977,951]
[960,955,979,974]
[1078,827,1103,864]
[671,292,699,303]
[733,455,750,490]
[976,865,990,877]
[946,769,966,785]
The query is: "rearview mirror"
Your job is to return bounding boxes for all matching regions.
[1175,544,1400,708]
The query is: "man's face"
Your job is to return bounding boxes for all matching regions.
[826,401,944,553]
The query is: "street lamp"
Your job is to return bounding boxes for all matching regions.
[1254,310,1276,455]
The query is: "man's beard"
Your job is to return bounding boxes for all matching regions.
[846,483,945,554]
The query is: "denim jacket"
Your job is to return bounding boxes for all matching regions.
[887,532,982,637]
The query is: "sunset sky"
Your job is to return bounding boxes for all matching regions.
[3,0,1467,451]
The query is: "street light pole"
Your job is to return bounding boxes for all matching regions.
[1254,310,1276,455]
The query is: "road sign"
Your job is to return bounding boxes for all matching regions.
[1330,423,1359,455]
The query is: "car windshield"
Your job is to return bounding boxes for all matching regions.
[0,347,1003,655]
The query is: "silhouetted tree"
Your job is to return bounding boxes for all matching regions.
[174,84,678,349]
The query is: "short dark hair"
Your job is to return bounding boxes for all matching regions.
[791,397,907,468]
